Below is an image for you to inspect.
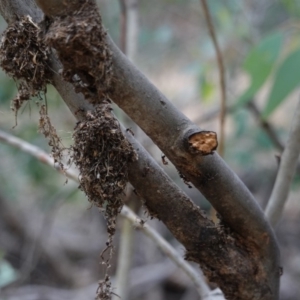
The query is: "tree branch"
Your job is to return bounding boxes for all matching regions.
[265,96,300,227]
[0,1,280,298]
[105,28,275,253]
[33,0,275,256]
[113,2,139,299]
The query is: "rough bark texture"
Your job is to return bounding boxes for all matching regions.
[0,1,280,299]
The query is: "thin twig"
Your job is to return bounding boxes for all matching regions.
[114,207,135,300]
[247,101,300,176]
[265,96,300,227]
[247,102,284,151]
[0,130,78,181]
[200,0,226,157]
[0,129,211,298]
[114,1,139,299]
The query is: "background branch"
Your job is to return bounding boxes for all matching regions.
[113,1,139,299]
[265,96,300,227]
[199,0,226,157]
[247,102,284,151]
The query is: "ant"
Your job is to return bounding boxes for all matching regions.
[126,128,134,136]
[161,153,168,165]
[179,172,193,188]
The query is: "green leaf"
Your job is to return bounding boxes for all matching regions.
[263,49,300,118]
[236,32,284,107]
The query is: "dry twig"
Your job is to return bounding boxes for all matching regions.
[265,97,300,227]
[199,0,226,156]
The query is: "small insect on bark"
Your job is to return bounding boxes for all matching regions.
[126,128,134,136]
[179,172,193,188]
[161,153,168,165]
[74,120,81,129]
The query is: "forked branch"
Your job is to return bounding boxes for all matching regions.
[0,1,280,299]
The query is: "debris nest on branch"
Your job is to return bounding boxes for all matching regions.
[44,0,112,104]
[71,101,137,299]
[0,15,51,114]
[72,101,137,222]
[0,15,65,172]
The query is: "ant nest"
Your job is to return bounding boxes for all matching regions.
[72,101,138,231]
[44,0,112,104]
[72,101,138,299]
[0,15,51,113]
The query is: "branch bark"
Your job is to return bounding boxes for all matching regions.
[0,1,280,299]
[106,31,274,251]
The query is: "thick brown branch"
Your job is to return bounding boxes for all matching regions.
[105,34,280,280]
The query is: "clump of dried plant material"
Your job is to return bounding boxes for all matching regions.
[43,0,112,105]
[0,16,65,173]
[72,101,137,228]
[96,274,113,300]
[0,15,51,117]
[72,101,137,298]
[39,104,65,169]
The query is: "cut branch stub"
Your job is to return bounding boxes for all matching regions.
[187,130,218,155]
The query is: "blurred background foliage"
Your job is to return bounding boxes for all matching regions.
[0,0,300,299]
